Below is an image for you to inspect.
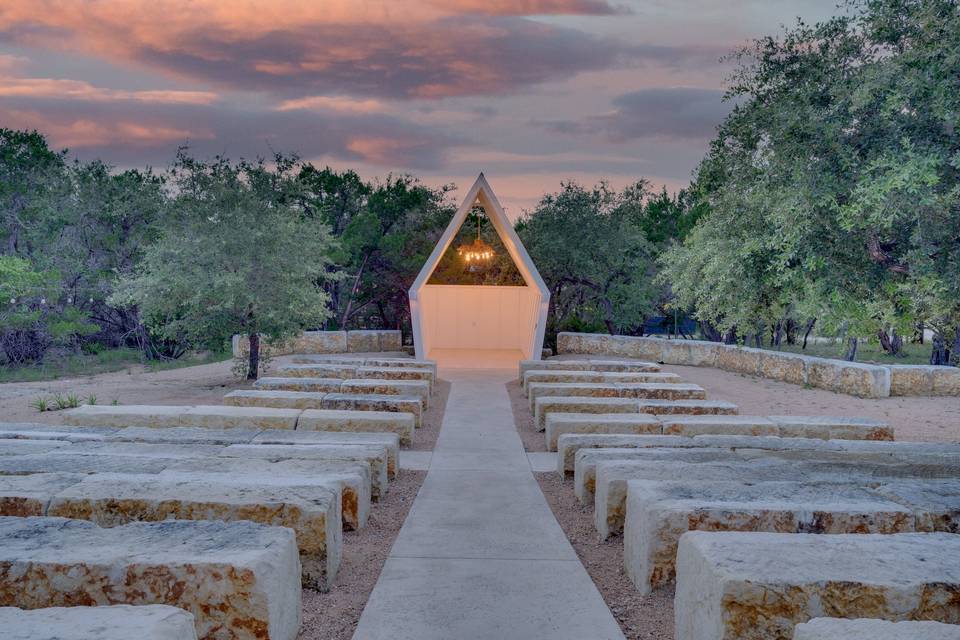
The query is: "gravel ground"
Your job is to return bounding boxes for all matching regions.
[507,378,547,452]
[411,378,450,451]
[299,469,426,640]
[536,472,674,640]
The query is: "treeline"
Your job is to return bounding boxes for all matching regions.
[661,0,960,364]
[0,129,695,375]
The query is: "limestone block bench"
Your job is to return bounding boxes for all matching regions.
[660,415,893,440]
[674,531,960,640]
[0,473,85,516]
[0,516,301,640]
[219,443,390,497]
[794,618,960,640]
[298,409,415,445]
[254,376,345,392]
[623,479,916,594]
[356,366,435,387]
[292,355,438,378]
[321,393,422,428]
[534,396,639,431]
[527,383,706,411]
[46,474,342,591]
[636,399,739,415]
[275,364,357,379]
[544,413,661,451]
[0,605,198,640]
[518,359,660,378]
[522,370,681,392]
[225,389,328,409]
[65,404,301,431]
[340,379,431,406]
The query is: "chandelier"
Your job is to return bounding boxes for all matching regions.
[457,207,494,268]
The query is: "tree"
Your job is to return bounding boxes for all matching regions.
[518,181,659,343]
[662,0,960,362]
[111,152,338,378]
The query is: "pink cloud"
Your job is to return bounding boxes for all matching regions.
[0,76,218,104]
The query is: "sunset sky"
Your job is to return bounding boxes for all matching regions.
[0,1,841,214]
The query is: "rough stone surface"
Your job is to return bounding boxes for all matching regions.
[356,366,434,387]
[254,376,344,392]
[346,329,383,352]
[0,453,172,475]
[298,409,415,445]
[528,382,622,411]
[624,480,915,594]
[593,456,798,537]
[0,473,84,516]
[232,330,348,356]
[715,346,762,376]
[616,383,707,400]
[0,423,119,442]
[47,473,341,590]
[340,379,430,406]
[932,367,960,396]
[109,426,260,445]
[518,357,659,379]
[758,351,807,385]
[250,430,400,480]
[219,443,389,498]
[321,393,422,428]
[0,439,71,455]
[544,413,660,452]
[522,370,678,392]
[674,531,960,640]
[660,416,779,438]
[635,400,739,415]
[275,364,356,379]
[224,389,327,410]
[65,404,300,430]
[0,605,199,640]
[794,618,960,640]
[533,396,638,431]
[0,516,302,640]
[63,405,183,428]
[768,415,894,441]
[889,365,937,396]
[870,480,960,532]
[556,434,692,474]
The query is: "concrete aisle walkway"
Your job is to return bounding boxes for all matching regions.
[353,367,625,640]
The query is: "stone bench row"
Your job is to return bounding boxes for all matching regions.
[0,421,400,481]
[533,395,738,430]
[0,469,345,591]
[0,516,301,640]
[254,376,431,406]
[290,354,437,376]
[557,331,960,397]
[676,532,960,639]
[624,476,960,595]
[518,358,660,378]
[2,605,199,640]
[545,412,892,450]
[276,364,434,387]
[793,618,960,640]
[528,382,704,411]
[521,369,680,392]
[232,329,402,357]
[66,402,418,444]
[557,431,941,475]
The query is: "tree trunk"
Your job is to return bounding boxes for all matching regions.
[844,336,858,362]
[247,333,260,380]
[877,327,905,357]
[916,321,924,345]
[802,318,816,350]
[930,332,948,365]
[952,326,960,367]
[785,318,797,345]
[700,321,722,342]
[722,326,738,345]
[773,320,784,349]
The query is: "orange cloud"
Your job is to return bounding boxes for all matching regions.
[2,108,213,148]
[276,96,384,113]
[0,76,218,104]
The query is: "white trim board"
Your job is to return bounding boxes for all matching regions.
[408,174,550,361]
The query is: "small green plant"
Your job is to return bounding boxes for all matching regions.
[111,398,119,405]
[65,392,81,408]
[51,393,68,410]
[86,394,97,405]
[30,397,49,412]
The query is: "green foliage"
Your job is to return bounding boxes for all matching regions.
[662,0,960,360]
[518,181,661,340]
[111,151,338,378]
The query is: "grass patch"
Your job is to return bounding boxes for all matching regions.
[754,340,931,365]
[0,347,231,383]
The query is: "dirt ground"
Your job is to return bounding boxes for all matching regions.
[536,472,674,640]
[299,470,425,640]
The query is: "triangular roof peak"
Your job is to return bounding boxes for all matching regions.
[409,173,549,298]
